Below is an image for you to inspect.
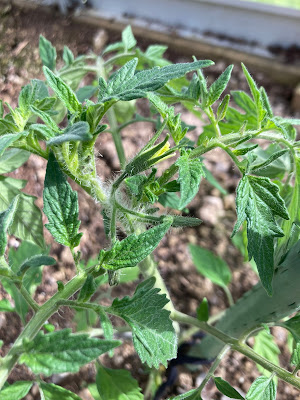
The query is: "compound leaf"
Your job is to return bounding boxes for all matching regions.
[0,381,33,400]
[108,277,177,368]
[95,363,143,400]
[246,376,276,400]
[233,175,289,295]
[19,329,121,376]
[98,58,213,102]
[39,382,82,400]
[214,377,244,399]
[176,151,205,209]
[189,244,231,288]
[43,152,82,248]
[43,66,81,114]
[101,218,172,270]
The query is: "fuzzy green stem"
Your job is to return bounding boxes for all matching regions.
[18,286,40,313]
[0,271,88,389]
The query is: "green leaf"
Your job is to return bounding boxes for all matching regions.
[3,242,46,321]
[197,297,209,322]
[217,94,230,122]
[43,66,81,114]
[19,329,121,376]
[108,277,177,368]
[214,377,244,399]
[101,218,172,270]
[250,149,289,174]
[19,79,49,115]
[148,93,187,144]
[246,376,277,400]
[39,35,57,71]
[39,382,82,400]
[63,45,75,66]
[18,255,56,275]
[30,105,60,134]
[189,244,231,288]
[47,121,92,146]
[122,25,137,51]
[176,151,205,209]
[76,85,98,102]
[43,152,82,248]
[78,275,97,302]
[282,313,300,342]
[171,389,201,399]
[95,363,143,400]
[233,175,289,295]
[0,148,30,174]
[207,65,233,106]
[253,331,280,377]
[0,381,33,400]
[0,299,14,312]
[98,58,213,102]
[0,176,44,248]
[0,196,19,256]
[241,63,265,124]
[0,133,23,157]
[291,342,300,368]
[98,308,114,356]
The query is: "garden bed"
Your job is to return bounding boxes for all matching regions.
[0,4,300,399]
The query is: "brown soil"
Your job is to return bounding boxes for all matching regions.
[0,3,299,400]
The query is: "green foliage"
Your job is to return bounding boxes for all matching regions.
[189,244,231,288]
[100,218,172,270]
[253,331,280,377]
[0,381,33,400]
[176,150,205,209]
[39,382,82,400]
[43,152,82,248]
[98,58,213,102]
[0,196,19,256]
[214,377,244,399]
[47,121,92,146]
[19,329,121,375]
[246,376,277,400]
[171,389,201,399]
[0,176,44,248]
[43,66,81,113]
[196,297,209,322]
[108,278,177,368]
[39,35,57,71]
[95,363,143,400]
[232,174,289,295]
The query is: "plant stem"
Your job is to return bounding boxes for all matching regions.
[0,271,88,390]
[107,107,127,169]
[18,286,40,313]
[223,285,234,307]
[198,344,230,393]
[171,311,300,390]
